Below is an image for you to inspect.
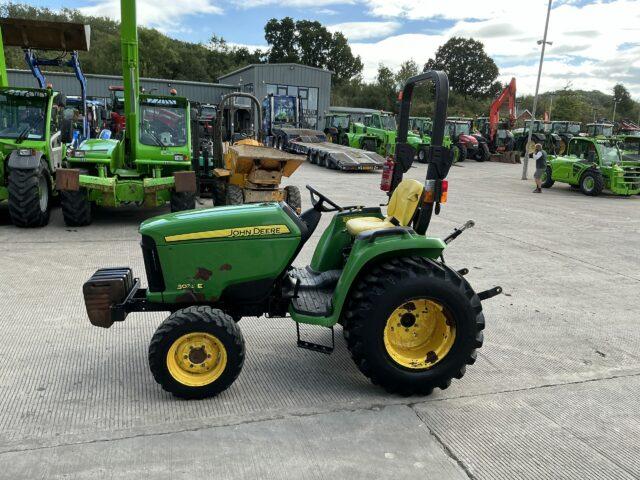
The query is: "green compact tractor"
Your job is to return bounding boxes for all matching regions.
[55,0,196,226]
[81,71,501,399]
[541,136,640,196]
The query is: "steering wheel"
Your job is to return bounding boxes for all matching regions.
[306,185,342,212]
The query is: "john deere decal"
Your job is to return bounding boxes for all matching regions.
[165,224,291,242]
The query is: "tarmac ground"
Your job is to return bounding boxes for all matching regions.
[0,159,638,479]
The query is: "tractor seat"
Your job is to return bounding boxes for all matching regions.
[346,179,424,236]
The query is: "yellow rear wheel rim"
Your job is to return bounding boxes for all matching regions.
[383,299,456,370]
[166,332,227,387]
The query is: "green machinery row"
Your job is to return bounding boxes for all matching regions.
[0,10,196,228]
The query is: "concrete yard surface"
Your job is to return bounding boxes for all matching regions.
[0,160,638,478]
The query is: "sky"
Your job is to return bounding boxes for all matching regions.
[26,0,640,97]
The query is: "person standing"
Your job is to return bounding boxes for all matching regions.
[533,144,547,193]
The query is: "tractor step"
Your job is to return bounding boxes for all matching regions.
[296,323,334,354]
[289,266,341,289]
[291,286,333,316]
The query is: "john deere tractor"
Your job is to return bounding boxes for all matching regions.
[548,121,581,155]
[56,0,196,226]
[514,120,550,156]
[541,136,640,196]
[80,71,501,400]
[585,122,614,139]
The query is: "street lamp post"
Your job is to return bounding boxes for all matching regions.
[522,0,553,180]
[612,99,620,123]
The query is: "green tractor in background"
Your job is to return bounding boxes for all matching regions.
[617,135,640,163]
[513,120,551,157]
[541,136,640,196]
[81,70,501,400]
[410,116,455,163]
[350,111,399,155]
[349,111,430,160]
[55,0,196,226]
[585,122,614,139]
[323,112,379,150]
[0,18,90,227]
[547,121,581,155]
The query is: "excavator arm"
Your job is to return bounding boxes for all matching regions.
[489,77,516,142]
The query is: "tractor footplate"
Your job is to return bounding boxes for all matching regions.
[296,323,334,354]
[478,286,503,301]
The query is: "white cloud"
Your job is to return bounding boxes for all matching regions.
[328,21,400,41]
[349,0,640,96]
[80,0,222,30]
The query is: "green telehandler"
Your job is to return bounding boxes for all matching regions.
[541,136,640,196]
[81,71,501,400]
[55,0,196,226]
[0,18,90,227]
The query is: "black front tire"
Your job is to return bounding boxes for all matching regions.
[60,189,92,226]
[343,256,484,395]
[541,165,555,188]
[475,143,490,162]
[225,184,244,205]
[8,160,51,228]
[579,170,604,196]
[149,306,245,399]
[417,147,428,164]
[170,191,196,212]
[457,144,467,162]
[284,185,302,213]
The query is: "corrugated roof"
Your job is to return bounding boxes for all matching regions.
[218,63,333,81]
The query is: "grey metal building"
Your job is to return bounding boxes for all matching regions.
[7,69,237,104]
[218,63,332,129]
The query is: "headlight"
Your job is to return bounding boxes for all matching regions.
[73,150,85,158]
[174,154,185,161]
[18,149,33,156]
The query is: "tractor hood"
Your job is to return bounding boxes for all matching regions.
[459,134,478,146]
[140,202,302,247]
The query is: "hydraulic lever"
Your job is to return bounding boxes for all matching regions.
[444,220,475,244]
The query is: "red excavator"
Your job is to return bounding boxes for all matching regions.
[475,77,516,154]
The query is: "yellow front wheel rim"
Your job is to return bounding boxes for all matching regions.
[383,299,456,370]
[166,332,227,387]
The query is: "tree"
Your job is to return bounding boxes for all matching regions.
[264,17,363,84]
[394,60,419,89]
[424,37,499,98]
[613,84,634,118]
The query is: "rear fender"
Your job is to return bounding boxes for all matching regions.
[309,233,445,327]
[8,150,44,170]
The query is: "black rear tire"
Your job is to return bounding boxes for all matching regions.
[60,189,92,226]
[149,306,245,399]
[541,165,555,188]
[225,184,244,205]
[579,170,604,196]
[8,160,51,228]
[343,256,484,395]
[362,139,376,152]
[284,185,302,213]
[170,191,196,212]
